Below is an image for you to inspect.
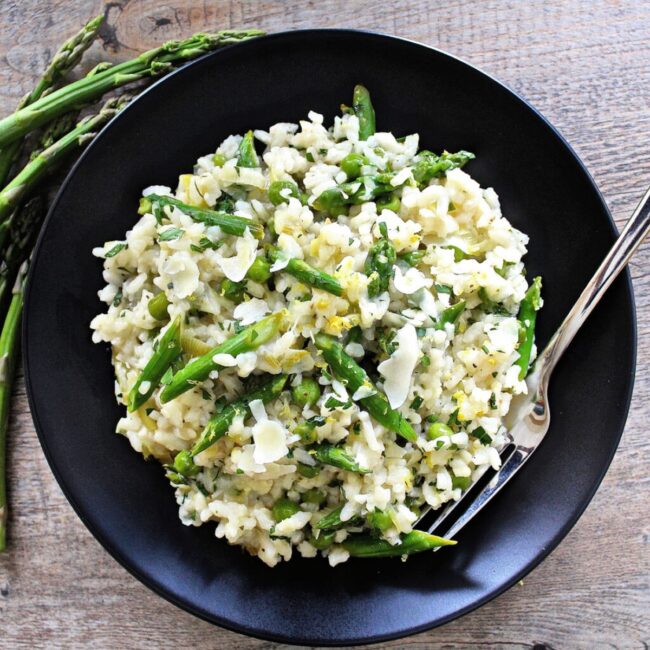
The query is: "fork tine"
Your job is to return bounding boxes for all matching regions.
[440,446,528,542]
[416,443,516,535]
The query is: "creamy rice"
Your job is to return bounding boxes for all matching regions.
[91,101,539,567]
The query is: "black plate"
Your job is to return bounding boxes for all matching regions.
[23,30,636,645]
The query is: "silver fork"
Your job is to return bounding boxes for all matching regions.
[417,186,650,541]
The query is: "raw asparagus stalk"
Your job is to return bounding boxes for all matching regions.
[515,276,542,378]
[0,96,130,224]
[0,197,44,310]
[146,194,264,239]
[0,14,104,187]
[127,316,182,411]
[0,262,28,551]
[342,529,456,557]
[267,247,343,296]
[0,30,264,149]
[314,333,417,442]
[173,375,288,476]
[160,312,283,402]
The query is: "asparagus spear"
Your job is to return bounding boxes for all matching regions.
[364,222,396,297]
[160,312,283,402]
[0,198,44,311]
[0,262,28,551]
[352,85,376,141]
[267,247,342,296]
[0,15,104,187]
[312,444,370,474]
[0,30,263,150]
[127,316,182,411]
[173,375,288,476]
[412,150,475,187]
[515,276,542,379]
[315,505,363,531]
[435,300,466,330]
[236,130,259,168]
[0,96,130,224]
[146,194,264,239]
[314,333,417,442]
[342,530,456,557]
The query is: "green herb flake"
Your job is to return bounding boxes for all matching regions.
[105,242,126,258]
[159,227,185,242]
[112,290,123,307]
[410,395,424,410]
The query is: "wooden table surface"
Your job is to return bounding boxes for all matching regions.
[1,1,648,647]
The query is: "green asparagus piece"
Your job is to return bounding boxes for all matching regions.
[0,30,264,150]
[312,444,370,474]
[435,300,466,330]
[173,375,288,475]
[314,333,417,442]
[315,505,362,531]
[0,15,104,188]
[146,194,264,240]
[313,174,394,216]
[343,530,456,557]
[0,96,130,225]
[236,130,259,168]
[160,312,283,402]
[272,498,301,522]
[267,247,343,296]
[412,150,475,187]
[365,222,396,297]
[0,262,28,551]
[128,316,182,411]
[399,250,425,267]
[515,276,542,379]
[353,85,376,140]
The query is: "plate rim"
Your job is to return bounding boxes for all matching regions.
[22,28,637,646]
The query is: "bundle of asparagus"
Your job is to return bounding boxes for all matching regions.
[0,15,264,551]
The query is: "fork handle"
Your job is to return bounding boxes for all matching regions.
[539,186,650,379]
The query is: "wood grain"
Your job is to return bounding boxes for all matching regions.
[1,1,649,647]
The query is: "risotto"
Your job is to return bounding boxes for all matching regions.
[90,86,542,567]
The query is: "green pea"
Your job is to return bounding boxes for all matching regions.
[271,497,301,523]
[148,292,169,321]
[308,530,335,550]
[302,488,326,505]
[268,180,301,206]
[246,256,272,283]
[292,377,321,407]
[340,153,367,179]
[377,193,401,214]
[367,509,393,532]
[452,475,472,491]
[294,422,318,445]
[297,462,320,478]
[212,152,227,167]
[427,422,453,440]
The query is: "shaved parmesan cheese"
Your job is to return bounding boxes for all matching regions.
[487,318,520,353]
[377,323,420,408]
[143,185,172,197]
[414,288,439,319]
[252,418,289,464]
[216,228,258,281]
[392,266,433,295]
[358,411,383,452]
[249,399,267,422]
[233,298,270,325]
[160,252,199,299]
